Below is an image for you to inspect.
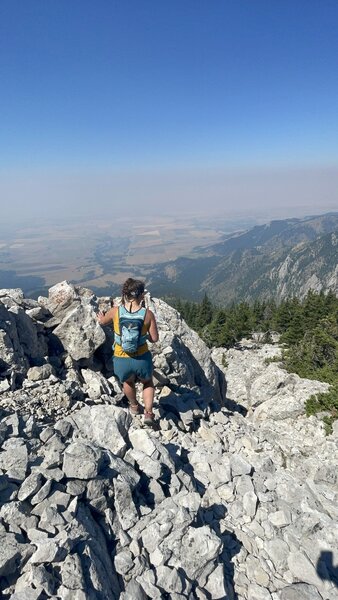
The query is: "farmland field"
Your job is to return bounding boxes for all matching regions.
[0,213,250,298]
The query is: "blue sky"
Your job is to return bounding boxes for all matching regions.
[1,0,338,218]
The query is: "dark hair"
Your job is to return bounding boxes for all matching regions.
[122,278,145,303]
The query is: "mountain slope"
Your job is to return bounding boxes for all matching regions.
[149,213,338,303]
[270,229,338,301]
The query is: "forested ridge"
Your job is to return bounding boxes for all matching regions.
[167,290,338,432]
[151,214,338,304]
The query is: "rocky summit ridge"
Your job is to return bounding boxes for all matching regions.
[0,281,337,600]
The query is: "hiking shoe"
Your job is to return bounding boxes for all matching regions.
[128,402,140,416]
[144,411,155,426]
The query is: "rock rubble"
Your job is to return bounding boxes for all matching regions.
[0,282,337,599]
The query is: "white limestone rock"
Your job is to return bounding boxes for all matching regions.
[268,509,292,528]
[60,553,86,591]
[18,472,43,502]
[0,379,10,393]
[264,539,290,572]
[0,288,24,303]
[287,551,329,593]
[47,281,79,312]
[129,428,157,456]
[53,303,105,361]
[30,479,53,505]
[155,565,189,595]
[0,303,27,377]
[250,364,293,407]
[9,304,48,362]
[80,368,113,400]
[254,388,327,421]
[148,296,226,404]
[129,448,162,480]
[121,580,148,600]
[113,478,139,531]
[0,438,28,482]
[27,364,54,381]
[10,589,43,600]
[247,583,272,599]
[63,441,104,479]
[230,455,253,478]
[162,524,222,580]
[30,540,66,564]
[243,490,258,518]
[114,550,134,575]
[277,583,325,600]
[66,405,131,457]
[0,532,27,577]
[204,563,229,599]
[31,490,71,517]
[14,564,56,596]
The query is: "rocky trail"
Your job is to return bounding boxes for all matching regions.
[0,282,337,600]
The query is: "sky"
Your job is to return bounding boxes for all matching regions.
[1,0,338,221]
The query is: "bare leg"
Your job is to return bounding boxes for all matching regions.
[140,378,155,414]
[123,377,138,407]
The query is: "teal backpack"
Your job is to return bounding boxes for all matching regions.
[115,306,148,354]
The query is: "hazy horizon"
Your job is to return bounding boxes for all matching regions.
[2,164,338,224]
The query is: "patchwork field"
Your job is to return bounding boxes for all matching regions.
[0,214,240,297]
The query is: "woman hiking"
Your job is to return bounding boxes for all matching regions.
[97,278,159,425]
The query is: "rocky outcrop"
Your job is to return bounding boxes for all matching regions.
[212,342,329,419]
[148,296,226,405]
[271,231,338,301]
[0,284,337,600]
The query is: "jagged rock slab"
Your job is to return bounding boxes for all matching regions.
[66,405,131,457]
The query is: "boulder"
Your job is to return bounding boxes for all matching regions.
[66,405,131,457]
[53,303,105,360]
[0,303,27,377]
[0,532,28,577]
[63,441,104,479]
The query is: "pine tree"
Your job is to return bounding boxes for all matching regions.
[196,293,213,330]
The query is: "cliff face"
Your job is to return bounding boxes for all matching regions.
[271,231,338,301]
[149,213,338,304]
[0,282,337,600]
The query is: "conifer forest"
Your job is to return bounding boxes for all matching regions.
[167,291,338,432]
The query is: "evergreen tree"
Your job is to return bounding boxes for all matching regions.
[183,300,198,330]
[196,293,213,330]
[233,302,255,339]
[279,298,304,344]
[174,297,183,315]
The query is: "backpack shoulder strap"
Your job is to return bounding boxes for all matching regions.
[138,307,148,345]
[114,305,124,346]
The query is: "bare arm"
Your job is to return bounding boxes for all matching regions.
[147,310,159,343]
[97,306,116,325]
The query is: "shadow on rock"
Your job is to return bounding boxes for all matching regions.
[317,550,338,588]
[223,395,248,417]
[195,503,242,600]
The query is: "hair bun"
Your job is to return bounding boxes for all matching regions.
[122,278,145,302]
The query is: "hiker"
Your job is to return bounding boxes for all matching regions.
[97,278,159,425]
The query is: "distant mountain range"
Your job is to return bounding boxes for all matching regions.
[149,212,338,304]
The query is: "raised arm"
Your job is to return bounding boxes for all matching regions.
[147,310,159,343]
[97,306,116,326]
